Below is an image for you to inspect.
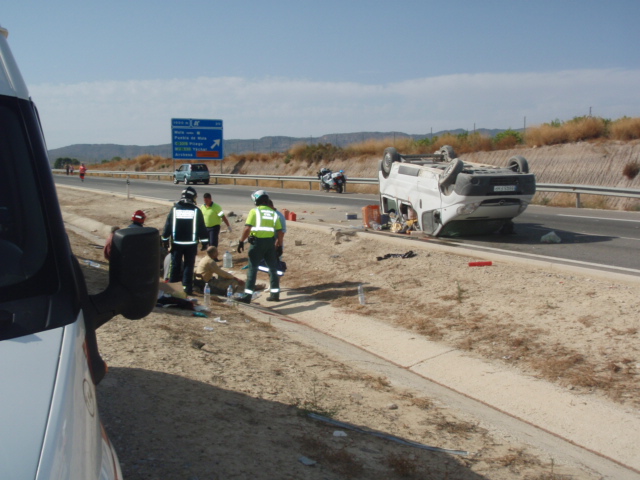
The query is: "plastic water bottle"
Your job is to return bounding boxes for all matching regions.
[203,284,210,307]
[226,285,234,304]
[358,284,365,305]
[223,251,233,268]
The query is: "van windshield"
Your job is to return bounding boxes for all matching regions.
[0,99,48,290]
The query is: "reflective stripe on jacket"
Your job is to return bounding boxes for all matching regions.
[245,206,282,238]
[162,202,208,245]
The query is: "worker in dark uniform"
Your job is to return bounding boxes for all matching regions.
[236,190,283,303]
[161,186,208,295]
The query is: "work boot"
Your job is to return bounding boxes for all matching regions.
[237,294,251,304]
[267,293,280,302]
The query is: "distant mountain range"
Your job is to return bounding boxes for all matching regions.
[47,129,505,164]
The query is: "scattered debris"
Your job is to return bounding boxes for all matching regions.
[333,431,347,437]
[541,231,562,243]
[298,456,317,466]
[307,413,469,455]
[469,261,492,267]
[376,251,417,261]
[191,339,205,350]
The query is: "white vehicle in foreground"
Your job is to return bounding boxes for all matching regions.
[0,26,159,479]
[379,146,536,236]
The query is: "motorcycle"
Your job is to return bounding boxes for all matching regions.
[317,168,347,193]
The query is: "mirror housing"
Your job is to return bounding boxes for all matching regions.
[89,227,160,327]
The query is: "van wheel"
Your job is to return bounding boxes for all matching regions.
[508,156,529,173]
[381,147,400,178]
[439,158,464,188]
[173,176,178,184]
[438,145,457,161]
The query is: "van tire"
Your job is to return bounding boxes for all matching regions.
[173,176,178,184]
[439,145,457,161]
[439,158,464,188]
[508,156,529,173]
[381,147,400,178]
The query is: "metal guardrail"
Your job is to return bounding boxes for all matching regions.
[53,170,640,207]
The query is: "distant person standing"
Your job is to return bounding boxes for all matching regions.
[79,163,87,182]
[65,164,70,175]
[200,192,232,249]
[161,186,208,295]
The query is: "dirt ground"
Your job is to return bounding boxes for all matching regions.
[58,185,640,479]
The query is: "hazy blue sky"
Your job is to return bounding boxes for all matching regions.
[4,0,640,149]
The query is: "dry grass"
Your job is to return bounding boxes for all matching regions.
[296,435,364,478]
[610,116,640,140]
[385,452,419,477]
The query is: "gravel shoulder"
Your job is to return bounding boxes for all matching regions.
[58,185,640,479]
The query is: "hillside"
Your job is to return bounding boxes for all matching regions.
[47,129,504,163]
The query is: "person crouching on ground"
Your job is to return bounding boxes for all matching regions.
[194,246,245,295]
[236,190,283,303]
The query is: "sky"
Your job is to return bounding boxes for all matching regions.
[3,0,640,149]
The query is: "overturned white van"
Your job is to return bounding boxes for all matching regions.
[378,146,536,236]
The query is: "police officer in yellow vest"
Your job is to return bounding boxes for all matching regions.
[236,190,283,303]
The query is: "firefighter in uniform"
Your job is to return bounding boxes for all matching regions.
[236,190,283,303]
[161,186,208,295]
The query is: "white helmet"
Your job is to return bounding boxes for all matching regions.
[251,190,268,205]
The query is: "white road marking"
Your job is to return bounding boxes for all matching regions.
[557,214,640,223]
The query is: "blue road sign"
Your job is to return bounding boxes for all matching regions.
[172,118,224,160]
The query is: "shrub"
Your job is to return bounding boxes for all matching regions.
[610,117,640,140]
[493,129,523,149]
[623,160,640,180]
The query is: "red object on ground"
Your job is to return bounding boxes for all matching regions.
[468,261,492,267]
[362,205,381,227]
[289,212,296,221]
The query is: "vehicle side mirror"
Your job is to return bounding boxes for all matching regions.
[89,227,160,327]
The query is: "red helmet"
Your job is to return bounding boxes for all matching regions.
[132,210,146,224]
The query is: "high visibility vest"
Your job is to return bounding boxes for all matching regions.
[246,206,282,238]
[200,202,224,227]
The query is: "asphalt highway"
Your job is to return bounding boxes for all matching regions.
[54,174,640,277]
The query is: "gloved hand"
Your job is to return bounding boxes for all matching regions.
[227,225,233,233]
[276,245,283,258]
[201,244,207,251]
[237,240,244,253]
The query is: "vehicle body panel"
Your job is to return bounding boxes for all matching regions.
[1,23,156,480]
